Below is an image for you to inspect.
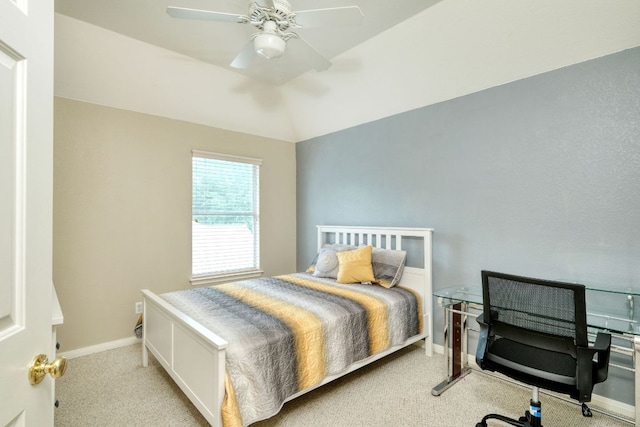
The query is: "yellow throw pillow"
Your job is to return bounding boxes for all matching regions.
[336,245,375,284]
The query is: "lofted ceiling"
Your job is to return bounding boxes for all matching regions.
[54,1,640,142]
[54,0,441,86]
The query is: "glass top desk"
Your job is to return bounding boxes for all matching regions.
[432,284,640,424]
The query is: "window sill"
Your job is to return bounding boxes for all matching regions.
[190,269,264,287]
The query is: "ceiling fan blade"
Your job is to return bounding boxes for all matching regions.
[166,6,247,24]
[294,6,364,28]
[286,36,332,72]
[230,40,257,69]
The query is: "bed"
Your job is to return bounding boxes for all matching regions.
[141,225,433,426]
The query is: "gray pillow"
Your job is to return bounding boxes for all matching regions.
[312,248,340,278]
[371,247,407,288]
[307,243,356,277]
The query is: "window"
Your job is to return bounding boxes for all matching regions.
[191,150,261,284]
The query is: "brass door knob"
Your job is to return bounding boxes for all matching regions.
[28,354,67,385]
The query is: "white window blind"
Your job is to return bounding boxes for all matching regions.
[192,151,261,280]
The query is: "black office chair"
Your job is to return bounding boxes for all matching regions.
[475,271,611,427]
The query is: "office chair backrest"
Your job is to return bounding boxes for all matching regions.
[481,271,589,349]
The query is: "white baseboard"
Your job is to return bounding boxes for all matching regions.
[432,343,445,355]
[58,336,140,359]
[589,394,635,422]
[431,344,635,422]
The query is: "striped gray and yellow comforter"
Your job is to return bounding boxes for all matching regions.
[161,273,422,427]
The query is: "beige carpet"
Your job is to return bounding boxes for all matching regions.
[54,343,631,426]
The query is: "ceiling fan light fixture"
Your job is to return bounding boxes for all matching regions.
[253,32,286,59]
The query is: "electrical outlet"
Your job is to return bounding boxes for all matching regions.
[135,302,143,314]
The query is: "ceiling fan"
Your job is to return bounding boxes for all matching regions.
[166,0,364,72]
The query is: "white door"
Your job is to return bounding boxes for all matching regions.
[0,0,56,425]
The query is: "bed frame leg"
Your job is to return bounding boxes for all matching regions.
[141,298,149,367]
[142,342,149,367]
[141,307,148,367]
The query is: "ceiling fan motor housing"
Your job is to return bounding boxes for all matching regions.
[249,0,295,31]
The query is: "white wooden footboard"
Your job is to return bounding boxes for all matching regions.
[142,289,227,427]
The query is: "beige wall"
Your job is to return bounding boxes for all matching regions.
[53,97,296,351]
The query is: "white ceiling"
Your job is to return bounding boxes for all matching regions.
[54,1,640,142]
[54,0,441,85]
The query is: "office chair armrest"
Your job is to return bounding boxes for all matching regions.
[585,332,612,370]
[475,317,490,368]
[577,331,611,358]
[590,332,611,352]
[590,332,611,383]
[576,332,611,401]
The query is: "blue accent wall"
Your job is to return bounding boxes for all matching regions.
[296,47,640,405]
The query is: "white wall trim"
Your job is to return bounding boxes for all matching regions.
[58,336,139,359]
[431,344,635,422]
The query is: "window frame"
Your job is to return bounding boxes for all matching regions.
[190,150,263,286]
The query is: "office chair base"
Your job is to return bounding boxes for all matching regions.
[475,403,593,426]
[477,397,542,427]
[476,410,542,427]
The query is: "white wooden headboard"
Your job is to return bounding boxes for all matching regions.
[316,225,434,356]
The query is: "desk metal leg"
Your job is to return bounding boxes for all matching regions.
[432,302,472,396]
[452,302,462,378]
[635,336,639,426]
